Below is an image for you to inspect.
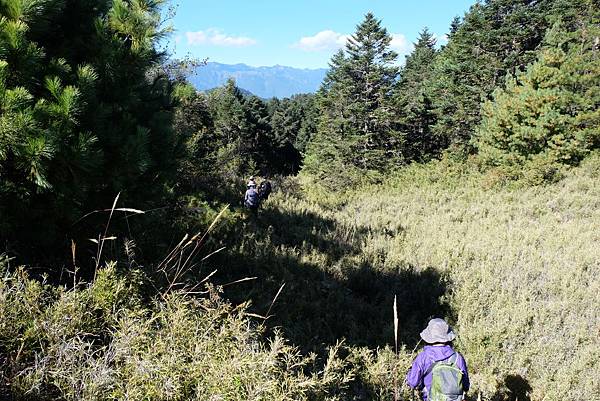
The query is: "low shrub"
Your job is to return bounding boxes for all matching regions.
[0,259,410,400]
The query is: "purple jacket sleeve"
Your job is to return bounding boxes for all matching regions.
[456,353,470,392]
[406,352,426,389]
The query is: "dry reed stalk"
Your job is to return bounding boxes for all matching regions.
[71,240,77,288]
[394,294,399,401]
[158,205,230,295]
[221,277,257,287]
[265,283,286,319]
[71,192,145,280]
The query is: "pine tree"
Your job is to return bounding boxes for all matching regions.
[429,0,596,153]
[0,0,180,261]
[476,21,600,181]
[395,28,439,161]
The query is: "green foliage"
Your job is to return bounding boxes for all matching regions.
[267,93,317,174]
[0,0,181,262]
[202,79,272,178]
[303,13,402,189]
[394,28,440,161]
[173,79,318,197]
[207,79,252,177]
[428,0,596,151]
[476,22,600,183]
[172,84,216,190]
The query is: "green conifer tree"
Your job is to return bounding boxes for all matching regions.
[267,94,316,174]
[395,28,439,161]
[345,13,402,170]
[429,0,596,153]
[476,22,600,181]
[207,78,250,177]
[0,0,180,261]
[303,13,401,188]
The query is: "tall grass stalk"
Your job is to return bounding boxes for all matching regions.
[394,295,399,401]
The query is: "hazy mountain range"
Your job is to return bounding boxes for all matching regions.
[187,62,328,98]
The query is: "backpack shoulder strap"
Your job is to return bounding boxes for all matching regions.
[424,352,457,377]
[424,358,436,379]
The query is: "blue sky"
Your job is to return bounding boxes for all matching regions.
[165,0,476,69]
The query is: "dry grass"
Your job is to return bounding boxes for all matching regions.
[1,154,598,400]
[282,154,600,400]
[0,261,405,400]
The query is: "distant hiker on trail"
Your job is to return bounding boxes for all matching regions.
[406,318,470,401]
[244,180,260,213]
[248,176,257,188]
[258,179,272,201]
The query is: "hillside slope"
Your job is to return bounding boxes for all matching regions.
[2,157,598,400]
[215,155,600,400]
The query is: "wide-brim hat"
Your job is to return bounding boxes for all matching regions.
[420,318,456,343]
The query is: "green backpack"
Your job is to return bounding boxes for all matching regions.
[427,353,464,401]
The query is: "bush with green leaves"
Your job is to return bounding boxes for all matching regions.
[476,22,600,183]
[0,0,181,260]
[0,255,408,401]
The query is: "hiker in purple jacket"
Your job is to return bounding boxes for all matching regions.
[406,318,470,400]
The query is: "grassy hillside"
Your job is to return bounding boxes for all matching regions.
[2,155,598,400]
[213,154,600,400]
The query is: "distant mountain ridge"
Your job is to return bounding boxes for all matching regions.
[187,62,327,99]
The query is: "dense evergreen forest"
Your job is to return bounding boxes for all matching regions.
[0,0,598,400]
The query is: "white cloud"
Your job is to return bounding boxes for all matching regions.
[294,30,413,58]
[433,33,449,46]
[390,33,412,56]
[293,30,350,52]
[186,29,257,47]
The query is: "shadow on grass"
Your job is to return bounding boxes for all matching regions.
[485,374,532,401]
[207,201,452,352]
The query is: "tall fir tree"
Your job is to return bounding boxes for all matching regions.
[303,50,356,187]
[394,28,439,161]
[303,13,401,188]
[345,13,402,170]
